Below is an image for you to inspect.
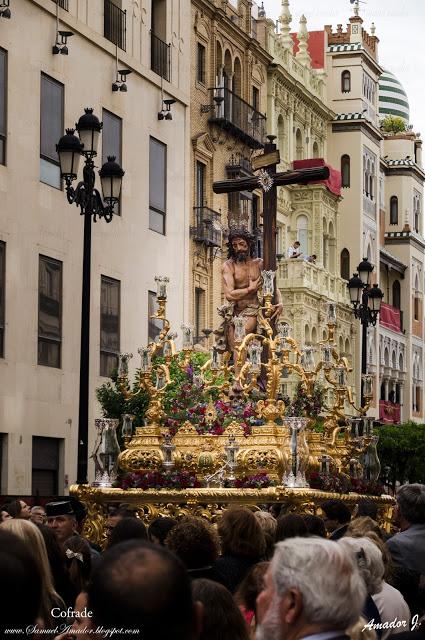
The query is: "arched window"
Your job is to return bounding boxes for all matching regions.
[414,275,420,320]
[390,196,398,225]
[341,155,350,188]
[392,280,401,309]
[296,214,308,255]
[341,70,351,93]
[295,129,303,161]
[340,248,350,280]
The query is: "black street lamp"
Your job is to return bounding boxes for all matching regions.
[348,258,384,407]
[56,108,124,484]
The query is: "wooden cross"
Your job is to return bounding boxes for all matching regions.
[213,137,330,270]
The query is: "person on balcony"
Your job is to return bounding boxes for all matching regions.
[287,240,303,259]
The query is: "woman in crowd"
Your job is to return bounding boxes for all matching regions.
[339,536,384,638]
[64,535,92,594]
[234,561,269,637]
[214,507,265,593]
[2,518,65,627]
[165,516,220,581]
[275,513,308,542]
[148,516,177,545]
[38,523,78,607]
[254,511,277,560]
[192,578,250,640]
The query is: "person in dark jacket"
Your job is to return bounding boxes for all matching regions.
[213,507,265,593]
[321,499,352,540]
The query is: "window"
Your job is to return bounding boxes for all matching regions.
[295,129,303,161]
[414,295,420,321]
[296,215,308,256]
[149,137,167,234]
[341,70,351,93]
[40,74,64,189]
[390,196,398,225]
[148,291,162,342]
[341,155,350,188]
[340,248,350,281]
[38,256,62,368]
[102,109,122,215]
[100,276,120,377]
[194,288,205,343]
[197,43,206,84]
[0,242,4,357]
[392,280,401,309]
[195,161,206,208]
[32,436,61,496]
[0,48,6,165]
[252,86,260,112]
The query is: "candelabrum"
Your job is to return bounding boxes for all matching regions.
[235,271,315,426]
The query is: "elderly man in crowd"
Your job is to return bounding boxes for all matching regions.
[256,536,366,640]
[387,483,425,575]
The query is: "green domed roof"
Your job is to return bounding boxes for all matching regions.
[379,70,410,122]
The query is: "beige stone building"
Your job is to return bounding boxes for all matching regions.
[0,0,190,494]
[189,0,272,342]
[257,3,355,399]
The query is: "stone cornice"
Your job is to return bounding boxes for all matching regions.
[269,67,334,122]
[331,120,383,144]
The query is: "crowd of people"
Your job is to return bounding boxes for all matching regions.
[0,483,424,640]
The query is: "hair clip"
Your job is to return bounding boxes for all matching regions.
[65,548,84,563]
[355,548,366,568]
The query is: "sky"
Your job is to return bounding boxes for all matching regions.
[264,0,425,138]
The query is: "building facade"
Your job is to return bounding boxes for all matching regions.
[189,0,272,343]
[0,0,190,494]
[259,2,355,399]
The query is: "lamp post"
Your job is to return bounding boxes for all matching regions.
[348,258,383,408]
[56,108,124,484]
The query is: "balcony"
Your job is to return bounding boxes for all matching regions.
[379,400,401,424]
[208,87,266,149]
[277,259,350,304]
[363,194,376,218]
[104,0,126,51]
[191,207,222,248]
[226,152,253,177]
[151,32,171,82]
[52,0,69,9]
[379,302,403,333]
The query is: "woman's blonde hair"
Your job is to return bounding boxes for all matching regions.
[1,519,64,624]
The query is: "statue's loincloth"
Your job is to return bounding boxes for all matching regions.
[214,301,259,351]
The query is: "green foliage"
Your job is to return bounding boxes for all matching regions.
[95,353,211,432]
[283,381,326,418]
[377,422,425,488]
[380,115,407,134]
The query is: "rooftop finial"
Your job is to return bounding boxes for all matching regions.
[370,22,376,36]
[258,1,266,18]
[296,14,311,66]
[352,0,360,17]
[279,0,292,48]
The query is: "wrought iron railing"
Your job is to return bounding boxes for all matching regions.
[208,87,266,149]
[104,0,127,51]
[151,32,171,82]
[52,0,69,9]
[191,207,221,248]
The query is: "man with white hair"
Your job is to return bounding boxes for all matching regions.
[256,537,366,640]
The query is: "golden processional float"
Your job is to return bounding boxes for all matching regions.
[71,274,394,546]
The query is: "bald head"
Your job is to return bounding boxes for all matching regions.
[88,541,199,640]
